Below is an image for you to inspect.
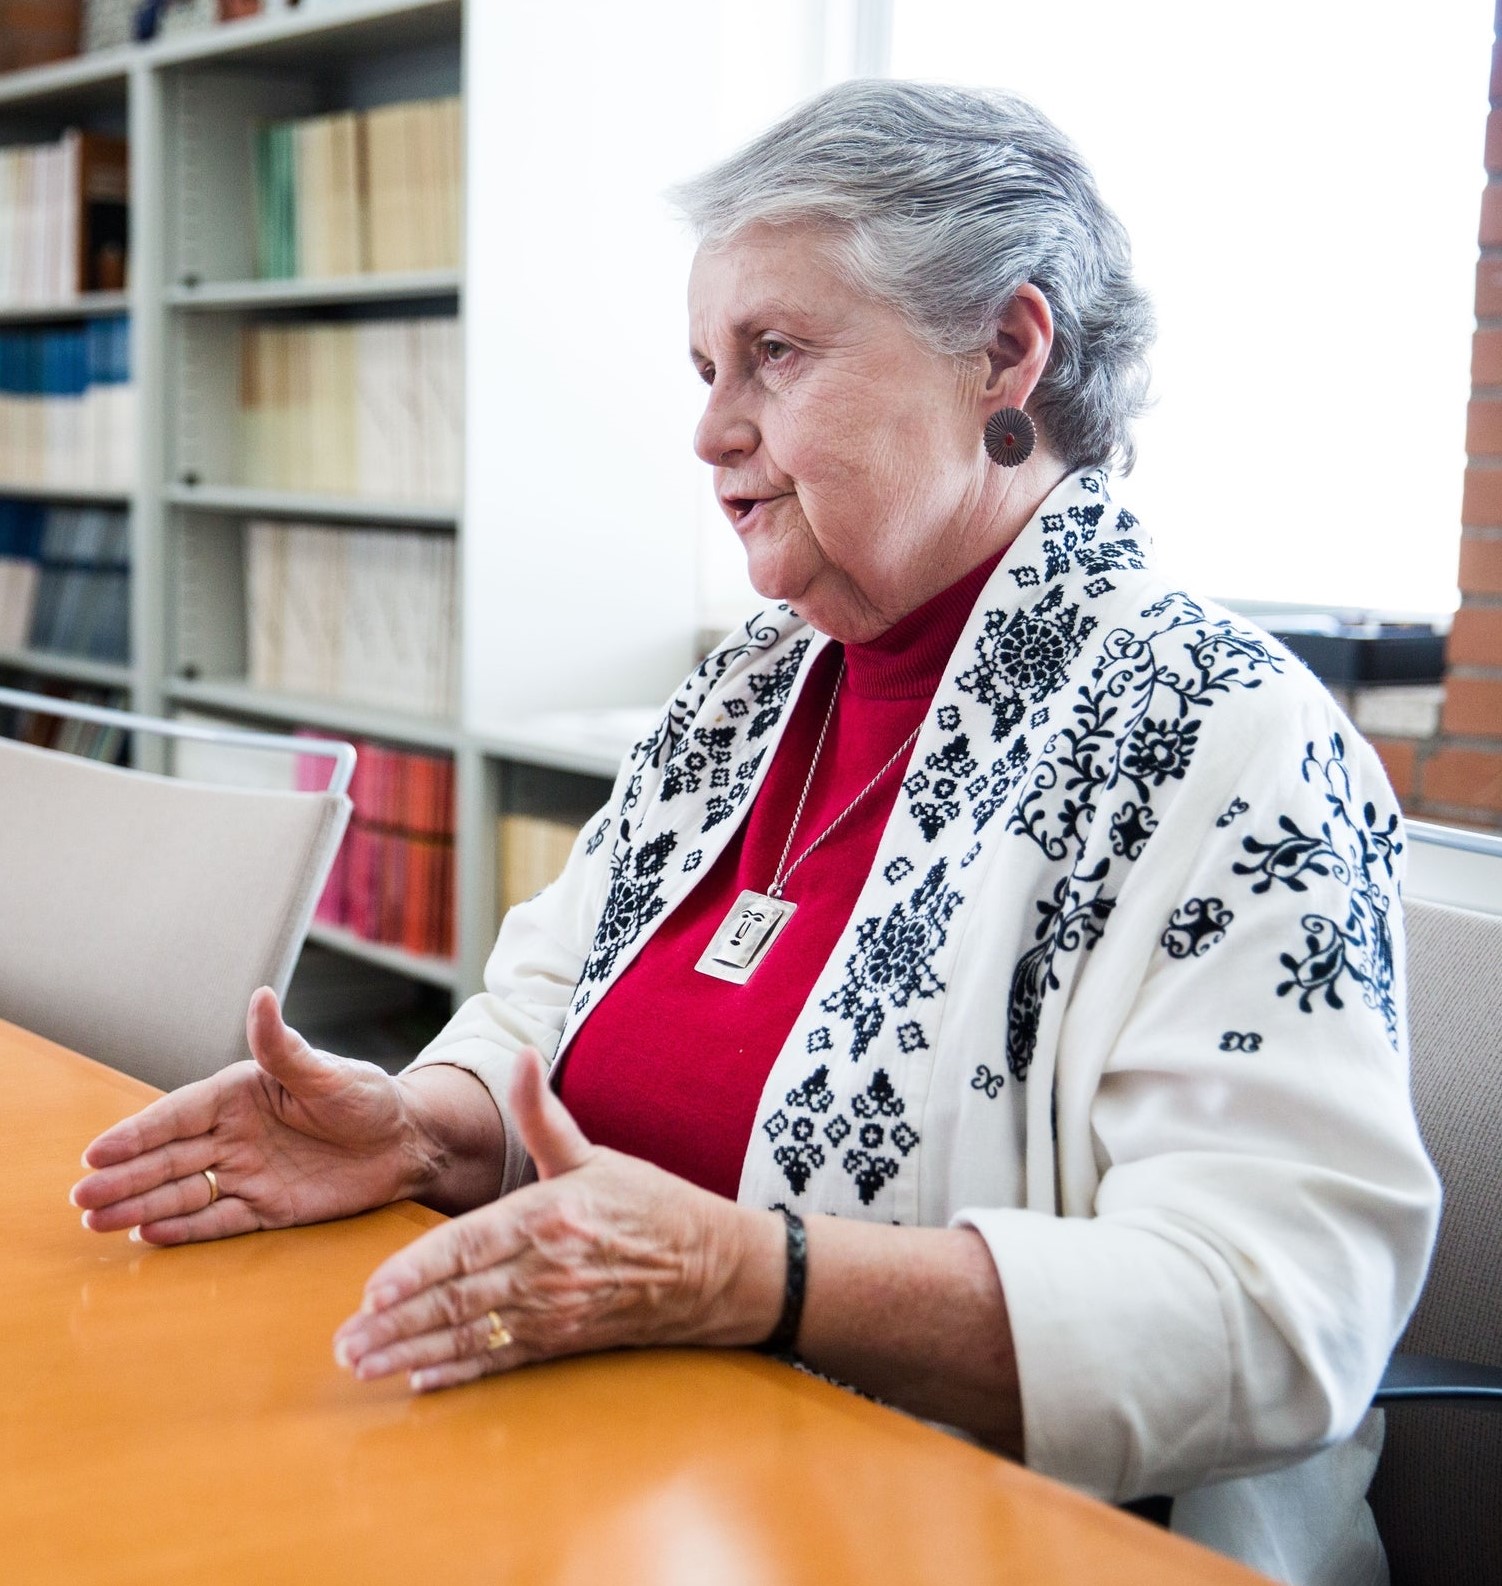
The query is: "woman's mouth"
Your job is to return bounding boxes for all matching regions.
[724,493,786,529]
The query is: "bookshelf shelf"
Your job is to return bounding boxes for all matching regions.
[166,484,458,527]
[0,292,130,324]
[305,920,458,990]
[151,0,461,71]
[166,675,461,751]
[166,271,460,311]
[0,51,130,114]
[0,482,131,504]
[0,646,132,688]
[475,711,654,783]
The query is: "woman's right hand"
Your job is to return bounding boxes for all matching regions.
[70,986,434,1245]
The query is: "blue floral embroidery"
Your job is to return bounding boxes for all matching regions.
[820,860,962,1061]
[1234,734,1401,1046]
[1161,897,1234,958]
[1001,594,1283,1078]
[957,583,1098,745]
[580,821,678,985]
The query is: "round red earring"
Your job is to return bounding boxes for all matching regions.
[984,407,1036,467]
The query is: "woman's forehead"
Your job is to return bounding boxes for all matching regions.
[687,228,856,340]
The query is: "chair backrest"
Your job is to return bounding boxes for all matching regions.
[0,734,351,1090]
[1367,895,1502,1586]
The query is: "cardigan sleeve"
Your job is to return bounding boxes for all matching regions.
[955,708,1441,1503]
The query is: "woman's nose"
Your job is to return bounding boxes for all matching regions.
[693,388,758,468]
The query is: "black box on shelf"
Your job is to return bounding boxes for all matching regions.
[1266,622,1447,686]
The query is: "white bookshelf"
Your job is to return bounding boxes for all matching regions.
[0,646,132,688]
[0,290,129,323]
[0,483,131,504]
[0,51,129,114]
[165,482,459,525]
[2,0,702,1006]
[167,676,461,751]
[166,270,458,310]
[306,919,459,989]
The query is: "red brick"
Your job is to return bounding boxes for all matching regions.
[1482,186,1502,247]
[1478,257,1502,318]
[1467,399,1502,453]
[1487,109,1502,172]
[1369,737,1418,803]
[1460,533,1502,595]
[1473,329,1502,384]
[1461,467,1502,525]
[1420,745,1502,812]
[1448,605,1502,666]
[1442,675,1502,736]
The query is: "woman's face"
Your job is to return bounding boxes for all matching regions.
[688,224,1001,642]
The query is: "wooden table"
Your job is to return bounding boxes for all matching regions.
[0,1020,1267,1585]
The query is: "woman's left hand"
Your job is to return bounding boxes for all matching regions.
[332,1049,783,1392]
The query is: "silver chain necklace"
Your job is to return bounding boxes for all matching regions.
[696,659,921,985]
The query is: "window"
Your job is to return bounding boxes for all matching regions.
[887,0,1492,615]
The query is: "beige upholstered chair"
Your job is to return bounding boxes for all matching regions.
[1367,887,1502,1586]
[0,690,353,1091]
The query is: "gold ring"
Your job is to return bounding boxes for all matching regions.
[484,1310,513,1351]
[202,1168,220,1205]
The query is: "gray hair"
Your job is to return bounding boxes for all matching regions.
[670,79,1154,473]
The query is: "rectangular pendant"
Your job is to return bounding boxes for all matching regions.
[695,890,798,984]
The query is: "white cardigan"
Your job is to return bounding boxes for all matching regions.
[411,469,1439,1585]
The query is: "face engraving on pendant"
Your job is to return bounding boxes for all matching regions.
[695,890,798,984]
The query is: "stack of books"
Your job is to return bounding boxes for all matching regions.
[0,684,126,762]
[0,316,134,490]
[498,813,583,918]
[238,317,461,502]
[0,132,128,303]
[302,736,455,960]
[0,499,129,660]
[254,97,462,279]
[0,1,81,74]
[244,518,455,717]
[0,497,43,649]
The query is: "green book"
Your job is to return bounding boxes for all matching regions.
[254,125,275,278]
[254,122,298,280]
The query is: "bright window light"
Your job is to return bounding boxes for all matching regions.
[887,0,1492,615]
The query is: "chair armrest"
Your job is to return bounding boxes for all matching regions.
[1373,1352,1502,1405]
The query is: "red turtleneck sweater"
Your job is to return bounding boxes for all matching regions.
[556,552,1001,1198]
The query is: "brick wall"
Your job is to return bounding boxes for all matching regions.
[1362,7,1502,831]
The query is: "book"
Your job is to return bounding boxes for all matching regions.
[302,733,454,958]
[244,517,457,717]
[0,130,127,304]
[0,2,81,75]
[252,97,460,282]
[238,316,459,503]
[0,680,126,763]
[498,814,582,918]
[0,497,46,649]
[24,505,129,661]
[0,316,133,490]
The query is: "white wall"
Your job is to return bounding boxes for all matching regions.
[463,2,701,728]
[463,1,866,728]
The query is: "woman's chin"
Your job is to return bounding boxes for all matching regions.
[742,550,806,608]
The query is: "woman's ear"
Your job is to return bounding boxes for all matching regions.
[982,283,1054,408]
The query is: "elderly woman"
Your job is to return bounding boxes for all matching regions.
[74,82,1436,1585]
